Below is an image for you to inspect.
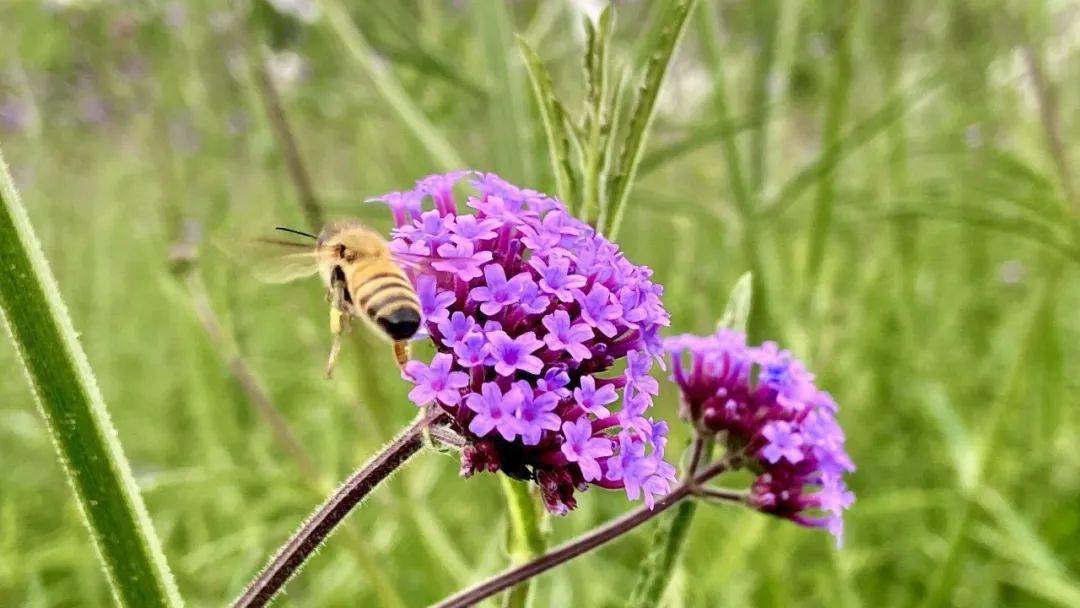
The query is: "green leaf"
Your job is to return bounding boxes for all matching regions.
[626,500,701,608]
[717,272,753,332]
[581,9,604,126]
[626,442,713,608]
[603,0,699,239]
[580,6,614,225]
[0,147,183,606]
[517,34,578,208]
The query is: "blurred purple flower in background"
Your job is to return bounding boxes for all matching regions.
[163,1,187,30]
[373,171,674,514]
[666,329,855,545]
[0,98,30,133]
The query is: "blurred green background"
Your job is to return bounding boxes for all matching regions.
[1,0,1078,606]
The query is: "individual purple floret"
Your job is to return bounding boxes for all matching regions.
[560,418,613,482]
[541,311,594,362]
[515,382,561,445]
[573,376,617,417]
[487,331,544,376]
[465,382,522,442]
[470,264,528,316]
[404,353,470,406]
[371,171,674,514]
[417,275,455,324]
[666,329,855,546]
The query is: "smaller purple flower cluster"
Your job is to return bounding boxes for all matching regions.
[374,171,675,514]
[666,330,855,545]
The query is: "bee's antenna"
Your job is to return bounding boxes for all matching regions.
[275,226,318,240]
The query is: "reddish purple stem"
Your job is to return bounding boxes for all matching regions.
[429,457,737,608]
[233,409,441,608]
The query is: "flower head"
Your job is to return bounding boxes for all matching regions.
[375,171,673,514]
[666,329,855,546]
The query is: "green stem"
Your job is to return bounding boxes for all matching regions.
[499,477,547,608]
[746,0,780,196]
[0,147,183,606]
[476,0,533,184]
[321,0,465,172]
[233,408,442,607]
[697,1,772,342]
[803,0,857,288]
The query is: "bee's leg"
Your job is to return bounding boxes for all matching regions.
[393,341,410,372]
[326,279,350,378]
[325,310,348,378]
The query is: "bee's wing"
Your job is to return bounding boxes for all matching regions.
[214,235,321,283]
[251,251,320,284]
[390,250,439,271]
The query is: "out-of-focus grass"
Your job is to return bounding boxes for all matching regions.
[1,1,1078,606]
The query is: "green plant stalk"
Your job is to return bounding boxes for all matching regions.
[697,1,772,343]
[233,408,442,608]
[803,0,857,288]
[0,147,183,606]
[499,477,547,608]
[322,0,465,172]
[604,0,698,240]
[476,0,533,184]
[922,260,1064,607]
[746,0,780,196]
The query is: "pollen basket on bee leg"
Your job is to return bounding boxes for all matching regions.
[393,341,410,371]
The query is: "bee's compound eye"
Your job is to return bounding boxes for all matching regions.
[378,308,421,340]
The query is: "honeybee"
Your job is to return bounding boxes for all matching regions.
[260,222,421,376]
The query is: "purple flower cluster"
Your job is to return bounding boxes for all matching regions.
[666,330,855,545]
[373,171,675,514]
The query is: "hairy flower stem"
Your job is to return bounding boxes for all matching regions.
[431,457,736,608]
[233,408,443,608]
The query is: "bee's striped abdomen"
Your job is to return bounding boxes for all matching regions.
[349,265,421,341]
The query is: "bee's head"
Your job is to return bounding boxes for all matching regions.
[313,222,387,288]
